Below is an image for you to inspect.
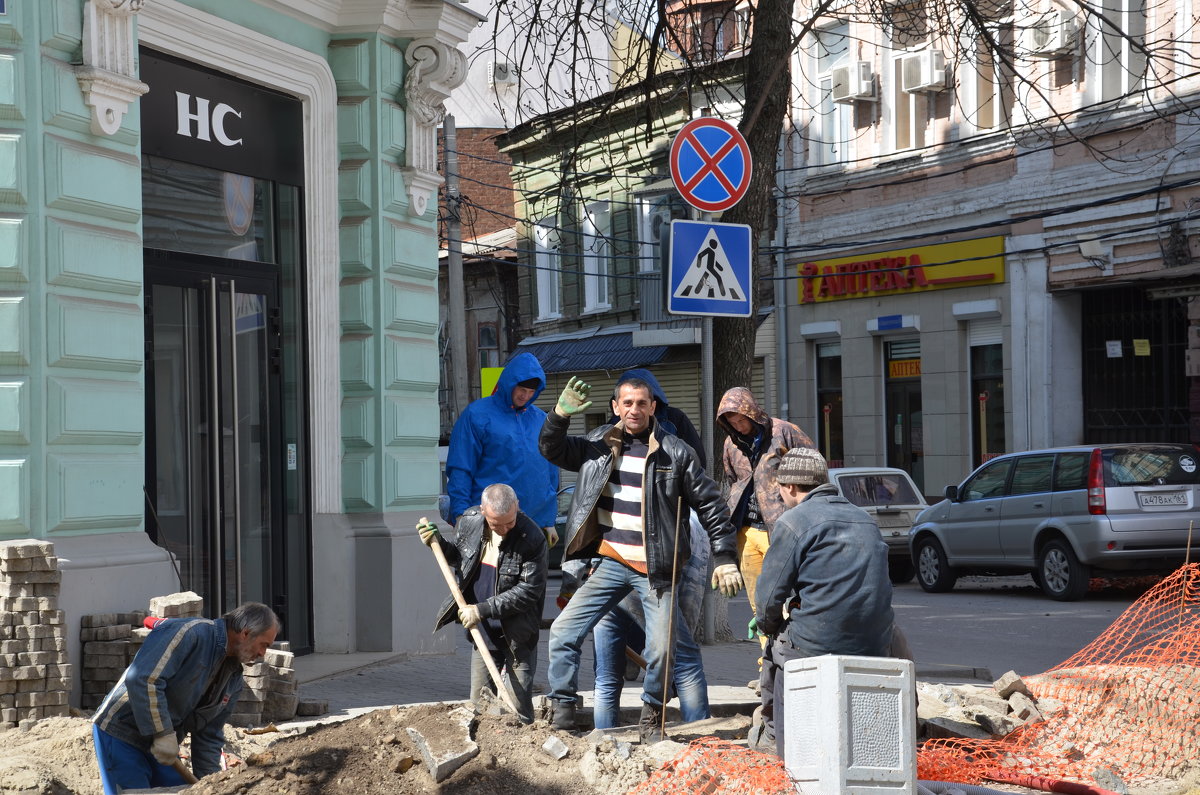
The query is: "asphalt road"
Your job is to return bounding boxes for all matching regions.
[892,573,1160,680]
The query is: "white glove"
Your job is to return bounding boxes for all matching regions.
[711,564,745,597]
[458,604,482,630]
[544,526,559,548]
[151,733,179,765]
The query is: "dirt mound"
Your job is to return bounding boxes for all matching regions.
[0,716,102,795]
[185,704,695,795]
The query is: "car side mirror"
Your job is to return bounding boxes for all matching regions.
[943,485,958,502]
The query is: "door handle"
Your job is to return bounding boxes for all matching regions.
[227,280,243,606]
[207,278,222,603]
[1033,502,1044,508]
[984,506,995,512]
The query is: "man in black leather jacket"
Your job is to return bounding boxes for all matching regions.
[539,376,743,741]
[418,483,547,723]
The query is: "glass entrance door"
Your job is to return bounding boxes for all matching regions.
[885,339,924,494]
[145,259,282,618]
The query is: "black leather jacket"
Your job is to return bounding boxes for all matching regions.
[433,507,548,652]
[539,412,737,590]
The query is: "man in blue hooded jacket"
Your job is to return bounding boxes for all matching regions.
[446,352,560,543]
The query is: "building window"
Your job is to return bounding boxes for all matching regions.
[477,322,499,369]
[811,21,851,167]
[581,200,611,312]
[636,193,689,323]
[534,219,561,320]
[971,342,1005,466]
[735,2,752,50]
[816,342,844,467]
[888,2,929,151]
[970,19,1015,131]
[1089,0,1147,103]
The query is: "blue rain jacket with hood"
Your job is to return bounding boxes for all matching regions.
[607,368,706,470]
[446,352,559,527]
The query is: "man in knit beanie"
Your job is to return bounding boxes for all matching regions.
[748,447,896,756]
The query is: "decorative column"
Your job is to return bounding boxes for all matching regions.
[74,0,150,136]
[401,38,465,217]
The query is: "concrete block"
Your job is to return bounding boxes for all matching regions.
[993,670,1030,699]
[0,539,54,559]
[264,648,294,668]
[263,692,298,720]
[29,556,58,572]
[295,699,328,717]
[783,655,916,794]
[959,689,1010,714]
[922,716,992,740]
[268,677,297,694]
[0,558,34,572]
[243,662,268,677]
[10,665,46,680]
[972,708,1019,737]
[1008,692,1043,724]
[542,736,570,760]
[0,694,12,708]
[0,612,12,626]
[406,705,478,783]
[17,680,47,693]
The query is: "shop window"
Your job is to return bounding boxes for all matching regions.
[1088,0,1146,104]
[534,220,561,320]
[477,322,499,369]
[811,21,852,168]
[970,341,1004,466]
[581,200,611,313]
[816,342,844,467]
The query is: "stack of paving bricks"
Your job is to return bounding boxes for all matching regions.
[0,538,72,730]
[78,611,147,711]
[79,591,202,711]
[232,644,300,727]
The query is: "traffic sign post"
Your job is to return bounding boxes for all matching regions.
[669,118,752,213]
[668,219,752,317]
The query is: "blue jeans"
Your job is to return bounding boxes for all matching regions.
[592,604,710,728]
[93,727,187,793]
[549,558,709,719]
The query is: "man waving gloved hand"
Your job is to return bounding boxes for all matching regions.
[554,376,593,417]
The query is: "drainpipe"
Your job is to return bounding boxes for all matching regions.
[445,114,469,418]
[774,145,790,422]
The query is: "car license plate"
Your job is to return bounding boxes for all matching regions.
[1137,492,1188,507]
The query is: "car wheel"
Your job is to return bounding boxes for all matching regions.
[1037,539,1090,601]
[915,537,957,593]
[888,558,916,584]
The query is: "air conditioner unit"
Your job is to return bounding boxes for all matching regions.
[488,60,518,89]
[831,61,877,103]
[900,49,947,93]
[1024,9,1077,57]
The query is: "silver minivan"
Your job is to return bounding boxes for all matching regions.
[909,444,1200,600]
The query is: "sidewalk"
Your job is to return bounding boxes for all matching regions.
[291,580,990,723]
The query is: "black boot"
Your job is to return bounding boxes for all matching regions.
[638,702,665,744]
[550,699,577,731]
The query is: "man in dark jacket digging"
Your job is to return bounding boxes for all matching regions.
[418,482,548,724]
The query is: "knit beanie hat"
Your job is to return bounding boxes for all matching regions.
[776,447,829,486]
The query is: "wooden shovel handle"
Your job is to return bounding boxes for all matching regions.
[427,531,522,715]
[172,758,199,785]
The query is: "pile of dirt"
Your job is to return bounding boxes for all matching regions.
[187,704,693,795]
[0,716,102,795]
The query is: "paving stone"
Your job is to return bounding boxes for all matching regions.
[295,699,328,717]
[406,705,479,783]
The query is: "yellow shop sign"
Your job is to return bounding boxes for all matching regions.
[797,237,1005,304]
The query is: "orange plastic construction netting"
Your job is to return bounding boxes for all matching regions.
[633,563,1200,794]
[919,562,1200,788]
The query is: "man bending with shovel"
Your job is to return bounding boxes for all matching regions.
[418,482,548,724]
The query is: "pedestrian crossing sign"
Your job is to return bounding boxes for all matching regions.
[667,220,753,317]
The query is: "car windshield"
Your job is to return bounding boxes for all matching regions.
[839,474,921,507]
[1104,447,1200,486]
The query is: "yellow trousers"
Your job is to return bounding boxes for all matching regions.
[737,525,770,658]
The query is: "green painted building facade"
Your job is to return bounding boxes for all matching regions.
[0,0,478,697]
